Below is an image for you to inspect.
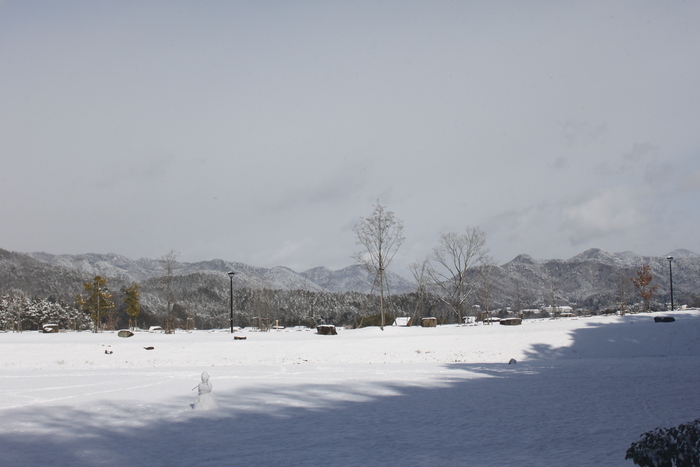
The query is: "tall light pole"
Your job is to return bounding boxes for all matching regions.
[228,271,237,333]
[666,256,674,311]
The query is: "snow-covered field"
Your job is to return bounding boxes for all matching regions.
[1,311,699,466]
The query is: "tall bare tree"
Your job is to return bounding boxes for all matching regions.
[353,202,405,329]
[548,276,558,318]
[475,257,498,323]
[408,258,431,324]
[428,226,490,324]
[512,280,530,317]
[302,275,331,328]
[616,270,633,315]
[160,250,179,333]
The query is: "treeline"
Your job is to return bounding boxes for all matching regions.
[139,286,459,330]
[139,271,520,329]
[5,270,697,332]
[0,284,473,331]
[0,293,90,331]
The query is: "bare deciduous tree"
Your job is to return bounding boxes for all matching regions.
[428,226,490,324]
[616,270,633,315]
[548,277,558,318]
[408,258,431,324]
[302,275,331,328]
[160,250,179,333]
[512,280,533,317]
[353,202,405,330]
[475,257,498,323]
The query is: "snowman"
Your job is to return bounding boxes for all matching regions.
[193,371,219,410]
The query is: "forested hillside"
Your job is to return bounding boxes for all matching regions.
[1,248,699,331]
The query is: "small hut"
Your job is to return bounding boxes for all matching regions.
[392,317,412,326]
[421,317,437,327]
[500,318,522,326]
[317,325,337,335]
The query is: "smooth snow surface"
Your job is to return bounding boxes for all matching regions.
[1,311,700,466]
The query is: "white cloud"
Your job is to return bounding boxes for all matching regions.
[561,188,648,245]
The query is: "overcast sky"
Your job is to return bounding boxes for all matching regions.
[2,1,699,274]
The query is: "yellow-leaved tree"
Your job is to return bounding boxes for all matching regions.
[76,275,114,333]
[124,282,141,330]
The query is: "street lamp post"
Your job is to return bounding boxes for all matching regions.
[666,256,674,311]
[228,271,237,333]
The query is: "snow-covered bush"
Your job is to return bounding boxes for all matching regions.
[0,292,29,331]
[0,293,90,331]
[625,418,700,466]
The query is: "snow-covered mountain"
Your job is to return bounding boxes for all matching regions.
[667,248,700,258]
[5,247,699,312]
[498,248,700,309]
[24,252,416,295]
[301,264,414,294]
[27,252,163,282]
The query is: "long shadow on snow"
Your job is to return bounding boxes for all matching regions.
[523,312,700,360]
[1,313,700,467]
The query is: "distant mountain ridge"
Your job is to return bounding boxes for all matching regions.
[3,247,699,312]
[497,248,700,309]
[24,251,416,295]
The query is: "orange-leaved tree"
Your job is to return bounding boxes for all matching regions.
[631,265,657,312]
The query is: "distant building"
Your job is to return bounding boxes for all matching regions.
[542,306,574,315]
[392,317,412,326]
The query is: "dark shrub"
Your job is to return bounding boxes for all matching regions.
[625,418,700,466]
[654,316,676,323]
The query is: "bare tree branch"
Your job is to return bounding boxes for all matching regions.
[427,227,490,323]
[352,202,404,329]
